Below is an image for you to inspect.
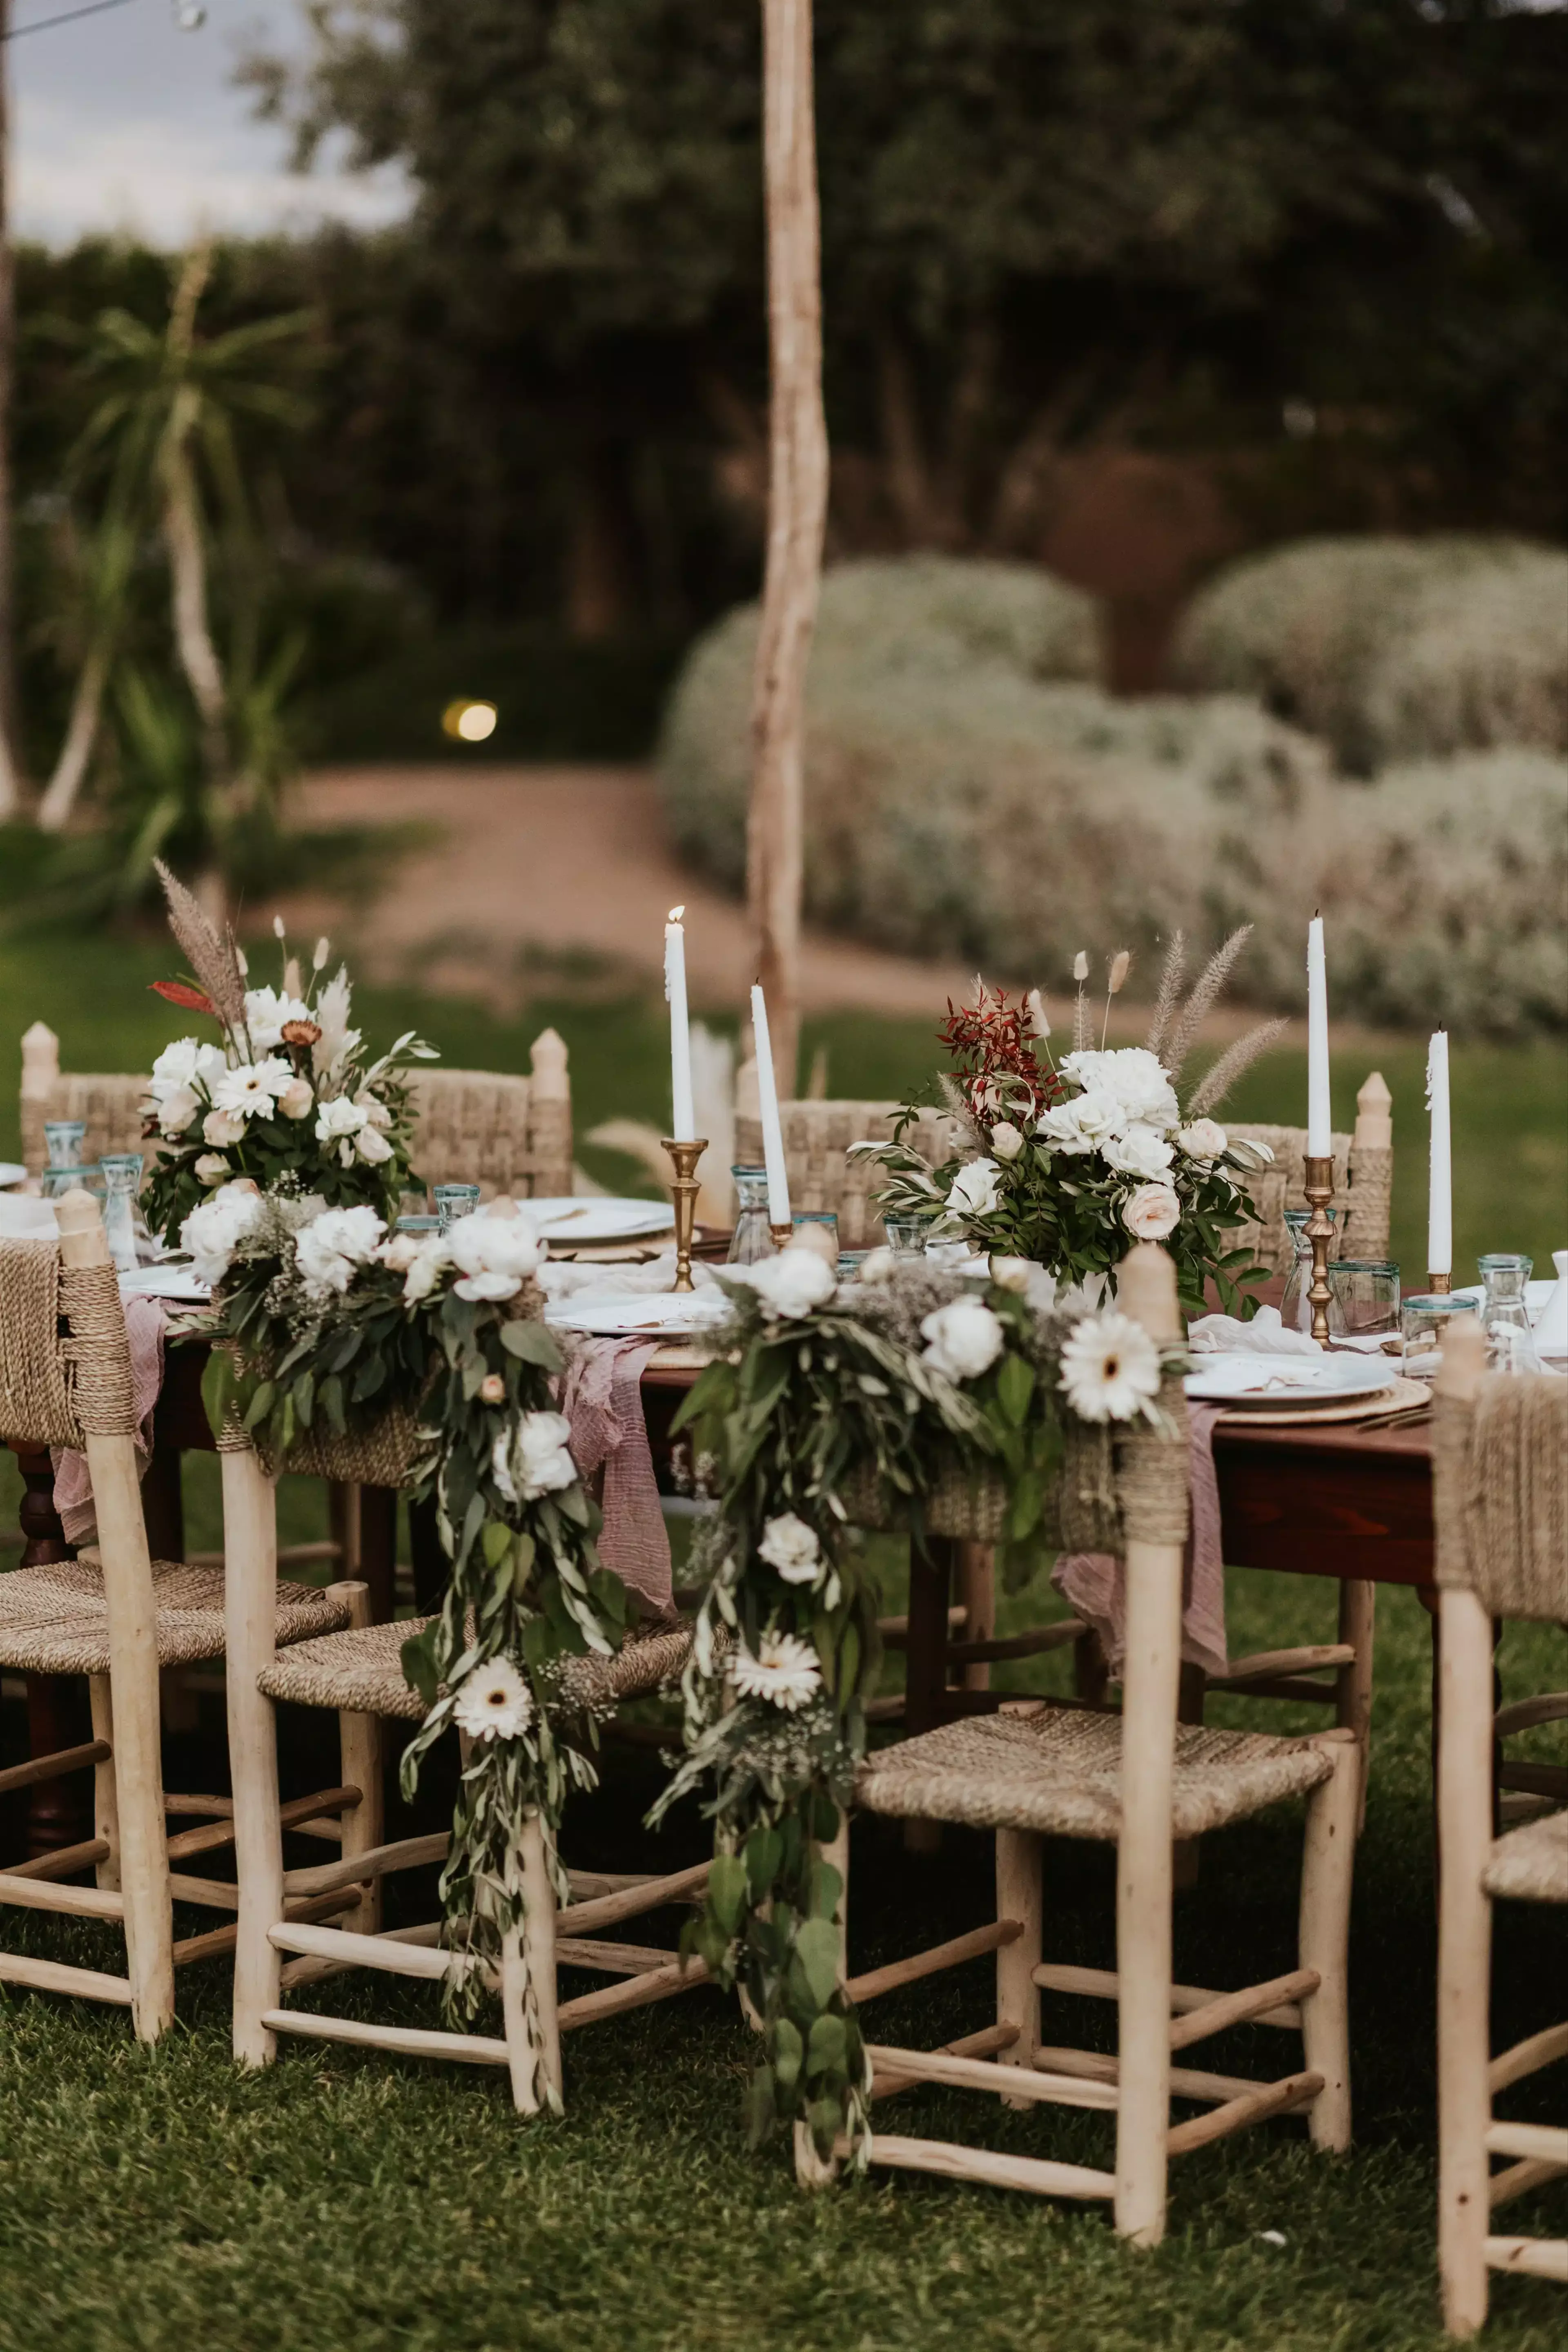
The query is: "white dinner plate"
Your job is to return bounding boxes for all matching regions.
[119,1262,211,1303]
[1184,1352,1396,1408]
[527,1196,675,1248]
[0,1162,27,1190]
[543,1291,729,1338]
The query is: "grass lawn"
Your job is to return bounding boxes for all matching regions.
[0,928,1564,2350]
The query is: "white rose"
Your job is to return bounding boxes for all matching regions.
[277,1076,314,1121]
[354,1124,394,1165]
[295,1204,387,1297]
[1059,1047,1180,1133]
[445,1204,543,1302]
[194,1152,230,1185]
[756,1512,824,1586]
[1036,1090,1120,1155]
[492,1409,577,1504]
[179,1180,263,1286]
[947,1158,1002,1218]
[243,986,313,1053]
[203,1107,246,1149]
[156,1083,200,1137]
[743,1246,836,1319]
[1102,1123,1175,1180]
[147,1036,225,1105]
[1178,1118,1228,1164]
[989,1121,1024,1163]
[920,1297,1006,1383]
[315,1095,366,1141]
[359,1095,392,1132]
[1121,1183,1181,1241]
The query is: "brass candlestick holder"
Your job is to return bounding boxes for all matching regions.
[1427,1269,1452,1295]
[1302,1153,1336,1345]
[769,1222,793,1252]
[662,1138,707,1293]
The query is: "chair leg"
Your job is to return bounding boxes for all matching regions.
[996,1828,1042,2107]
[1438,1590,1495,2336]
[222,1442,285,2068]
[1335,1579,1376,1833]
[330,1582,383,1935]
[1298,1734,1361,2152]
[955,1542,993,1692]
[1114,1536,1182,2249]
[502,1812,563,2116]
[88,1674,120,1894]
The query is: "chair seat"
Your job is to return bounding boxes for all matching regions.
[1483,1809,1568,1906]
[0,1558,348,1675]
[855,1705,1338,1841]
[257,1614,695,1721]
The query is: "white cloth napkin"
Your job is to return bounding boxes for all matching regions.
[538,1248,723,1302]
[1187,1304,1320,1357]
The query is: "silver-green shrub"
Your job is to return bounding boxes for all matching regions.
[1172,536,1568,774]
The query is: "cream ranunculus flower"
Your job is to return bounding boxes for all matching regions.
[989,1121,1024,1163]
[947,1157,1002,1217]
[354,1123,394,1165]
[743,1246,836,1319]
[1102,1122,1175,1180]
[1058,1310,1163,1424]
[452,1657,533,1743]
[1177,1117,1228,1164]
[276,1076,314,1121]
[1121,1182,1181,1241]
[756,1512,824,1586]
[202,1106,247,1149]
[920,1297,1005,1382]
[194,1152,230,1185]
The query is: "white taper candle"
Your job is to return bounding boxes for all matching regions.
[750,984,791,1227]
[1426,1031,1452,1277]
[664,908,695,1142]
[1306,915,1331,1158]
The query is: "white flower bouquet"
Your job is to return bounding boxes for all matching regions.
[141,862,434,1243]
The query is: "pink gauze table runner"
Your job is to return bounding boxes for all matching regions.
[1051,1399,1228,1679]
[51,1293,167,1547]
[559,1335,673,1616]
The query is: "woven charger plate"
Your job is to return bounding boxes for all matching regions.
[1214,1375,1429,1429]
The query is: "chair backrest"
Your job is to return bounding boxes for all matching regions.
[408,1030,572,1201]
[0,1207,138,1452]
[1434,1321,1568,1624]
[733,1099,960,1247]
[19,1024,150,1177]
[1227,1071,1393,1276]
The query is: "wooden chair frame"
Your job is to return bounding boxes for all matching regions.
[817,1246,1362,2244]
[1435,1323,1568,2331]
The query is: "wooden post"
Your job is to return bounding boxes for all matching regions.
[88,1674,120,1894]
[1297,1734,1360,2151]
[221,1438,285,2067]
[330,1581,383,1936]
[995,1826,1042,2107]
[503,1812,563,2116]
[748,0,829,1095]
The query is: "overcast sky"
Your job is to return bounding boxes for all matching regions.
[9,0,409,246]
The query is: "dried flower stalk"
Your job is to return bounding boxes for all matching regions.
[1165,925,1254,1080]
[1145,931,1187,1059]
[1188,1018,1289,1116]
[154,857,247,1040]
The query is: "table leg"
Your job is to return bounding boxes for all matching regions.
[902,1534,953,1855]
[359,1487,398,1625]
[409,1495,444,1616]
[8,1441,91,1856]
[1335,1579,1376,1832]
[954,1542,993,1693]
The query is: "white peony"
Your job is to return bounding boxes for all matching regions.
[921,1297,1006,1383]
[989,1121,1025,1163]
[180,1180,263,1286]
[446,1203,543,1302]
[731,1630,823,1712]
[400,1232,450,1302]
[491,1409,577,1505]
[276,1076,314,1121]
[1059,1310,1163,1424]
[947,1158,1002,1218]
[452,1656,533,1743]
[1058,1047,1180,1133]
[1036,1088,1122,1155]
[212,1058,294,1121]
[1121,1183,1181,1241]
[243,987,313,1053]
[1177,1118,1228,1164]
[1102,1123,1175,1180]
[295,1204,387,1297]
[742,1246,836,1319]
[376,1231,422,1272]
[202,1107,246,1149]
[757,1512,824,1586]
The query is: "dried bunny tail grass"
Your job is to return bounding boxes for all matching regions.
[1187,1017,1290,1116]
[938,1071,989,1156]
[1165,923,1254,1080]
[1145,930,1187,1058]
[154,857,247,1038]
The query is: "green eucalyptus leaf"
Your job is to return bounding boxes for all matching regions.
[792,1917,842,2011]
[805,2011,846,2076]
[708,1853,748,1936]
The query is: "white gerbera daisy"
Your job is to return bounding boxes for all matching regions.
[731,1630,822,1712]
[1059,1310,1163,1425]
[452,1656,533,1743]
[211,1057,294,1120]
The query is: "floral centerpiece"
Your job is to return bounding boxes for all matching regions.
[652,1246,1183,2167]
[140,860,432,1245]
[855,928,1283,1317]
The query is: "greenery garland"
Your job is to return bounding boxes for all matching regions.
[652,1249,1170,2163]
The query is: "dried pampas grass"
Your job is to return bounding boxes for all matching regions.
[1188,1018,1290,1116]
[154,858,247,1040]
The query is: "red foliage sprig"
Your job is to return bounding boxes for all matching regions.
[938,983,1060,1125]
[149,979,216,1015]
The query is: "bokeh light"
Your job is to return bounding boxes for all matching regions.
[441,699,498,743]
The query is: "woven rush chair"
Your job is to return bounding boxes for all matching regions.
[824,1243,1363,2241]
[222,1413,711,2110]
[0,1190,351,2036]
[19,1022,149,1177]
[734,1100,958,1249]
[1434,1322,1568,2329]
[407,1030,572,1202]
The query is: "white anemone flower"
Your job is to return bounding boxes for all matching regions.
[452,1657,533,1743]
[731,1630,823,1712]
[756,1512,824,1586]
[1059,1310,1163,1424]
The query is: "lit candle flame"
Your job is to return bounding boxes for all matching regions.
[668,905,685,923]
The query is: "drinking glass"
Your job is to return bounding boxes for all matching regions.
[1280,1205,1340,1334]
[43,1119,86,1170]
[1478,1253,1540,1373]
[99,1152,145,1276]
[1327,1260,1400,1340]
[726,1168,776,1264]
[882,1213,932,1256]
[434,1184,480,1233]
[395,1215,441,1237]
[1401,1293,1479,1381]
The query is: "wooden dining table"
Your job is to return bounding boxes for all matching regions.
[6,1328,1439,1855]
